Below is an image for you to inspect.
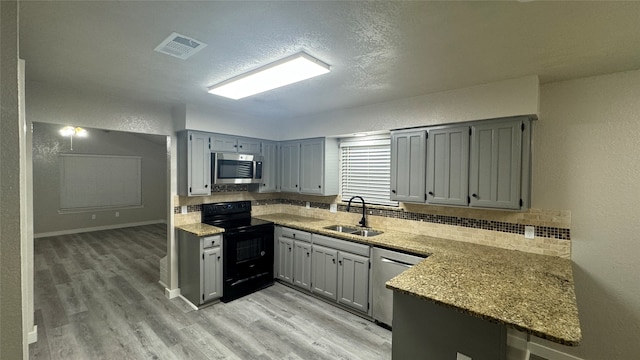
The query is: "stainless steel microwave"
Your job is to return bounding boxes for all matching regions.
[211,153,263,185]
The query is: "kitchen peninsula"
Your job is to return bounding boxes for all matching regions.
[254,213,581,358]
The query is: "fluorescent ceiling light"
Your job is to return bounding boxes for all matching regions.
[208,52,330,100]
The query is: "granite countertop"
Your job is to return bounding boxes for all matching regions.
[175,223,224,237]
[255,213,582,346]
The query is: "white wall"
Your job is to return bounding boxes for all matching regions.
[530,70,640,358]
[277,75,539,139]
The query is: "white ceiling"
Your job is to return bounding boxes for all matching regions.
[18,1,640,121]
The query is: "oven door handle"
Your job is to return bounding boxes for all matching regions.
[224,228,260,236]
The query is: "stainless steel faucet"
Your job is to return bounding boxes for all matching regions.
[347,196,367,227]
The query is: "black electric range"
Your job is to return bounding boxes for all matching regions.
[201,201,274,302]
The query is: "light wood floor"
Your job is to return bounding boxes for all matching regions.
[29,224,392,360]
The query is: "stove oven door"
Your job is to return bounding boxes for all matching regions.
[222,224,274,302]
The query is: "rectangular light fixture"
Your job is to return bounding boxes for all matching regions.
[208,52,330,100]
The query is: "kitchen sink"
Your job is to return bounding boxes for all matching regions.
[352,229,383,237]
[323,225,383,237]
[324,225,361,233]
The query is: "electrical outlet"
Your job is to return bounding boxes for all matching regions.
[525,225,535,239]
[181,206,187,214]
[330,204,337,213]
[306,202,310,209]
[91,214,96,220]
[456,352,472,360]
[115,211,119,217]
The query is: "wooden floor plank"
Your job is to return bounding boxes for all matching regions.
[30,224,392,360]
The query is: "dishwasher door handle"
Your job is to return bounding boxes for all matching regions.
[381,257,414,268]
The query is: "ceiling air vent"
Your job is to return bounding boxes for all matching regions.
[154,32,207,60]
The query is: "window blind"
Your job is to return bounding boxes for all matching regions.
[340,137,397,206]
[59,154,142,211]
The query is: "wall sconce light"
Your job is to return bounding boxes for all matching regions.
[59,126,87,150]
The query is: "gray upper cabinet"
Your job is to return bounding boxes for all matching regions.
[177,131,211,196]
[259,141,278,193]
[280,141,300,193]
[299,138,339,195]
[391,130,427,202]
[426,126,470,206]
[469,118,525,210]
[300,139,324,194]
[280,138,339,196]
[211,133,261,154]
[391,117,532,210]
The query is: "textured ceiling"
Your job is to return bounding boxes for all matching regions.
[18,1,640,121]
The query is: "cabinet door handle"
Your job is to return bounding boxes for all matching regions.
[306,252,310,257]
[472,193,478,198]
[391,189,396,194]
[428,191,434,196]
[332,258,336,264]
[289,247,292,252]
[338,260,342,266]
[217,256,221,260]
[318,185,321,188]
[205,184,208,188]
[295,184,298,188]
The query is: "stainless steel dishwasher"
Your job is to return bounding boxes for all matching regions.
[372,247,425,328]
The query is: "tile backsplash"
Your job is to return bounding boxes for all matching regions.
[174,193,571,258]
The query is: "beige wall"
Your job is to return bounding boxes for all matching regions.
[532,70,640,358]
[0,1,25,358]
[31,123,168,235]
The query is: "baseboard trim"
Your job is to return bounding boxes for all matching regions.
[527,342,584,360]
[34,220,167,238]
[28,325,38,344]
[178,295,199,311]
[164,287,180,299]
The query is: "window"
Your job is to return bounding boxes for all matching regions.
[340,136,397,206]
[59,154,142,211]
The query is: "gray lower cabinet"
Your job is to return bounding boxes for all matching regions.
[276,227,312,289]
[312,234,371,313]
[177,230,223,305]
[311,245,338,301]
[203,245,222,301]
[337,252,370,312]
[293,241,312,291]
[277,237,294,283]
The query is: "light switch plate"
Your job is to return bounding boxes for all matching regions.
[525,225,535,239]
[456,352,472,360]
[330,204,337,213]
[181,206,187,214]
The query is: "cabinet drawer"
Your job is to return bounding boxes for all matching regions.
[312,234,370,257]
[281,227,311,242]
[203,235,222,249]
